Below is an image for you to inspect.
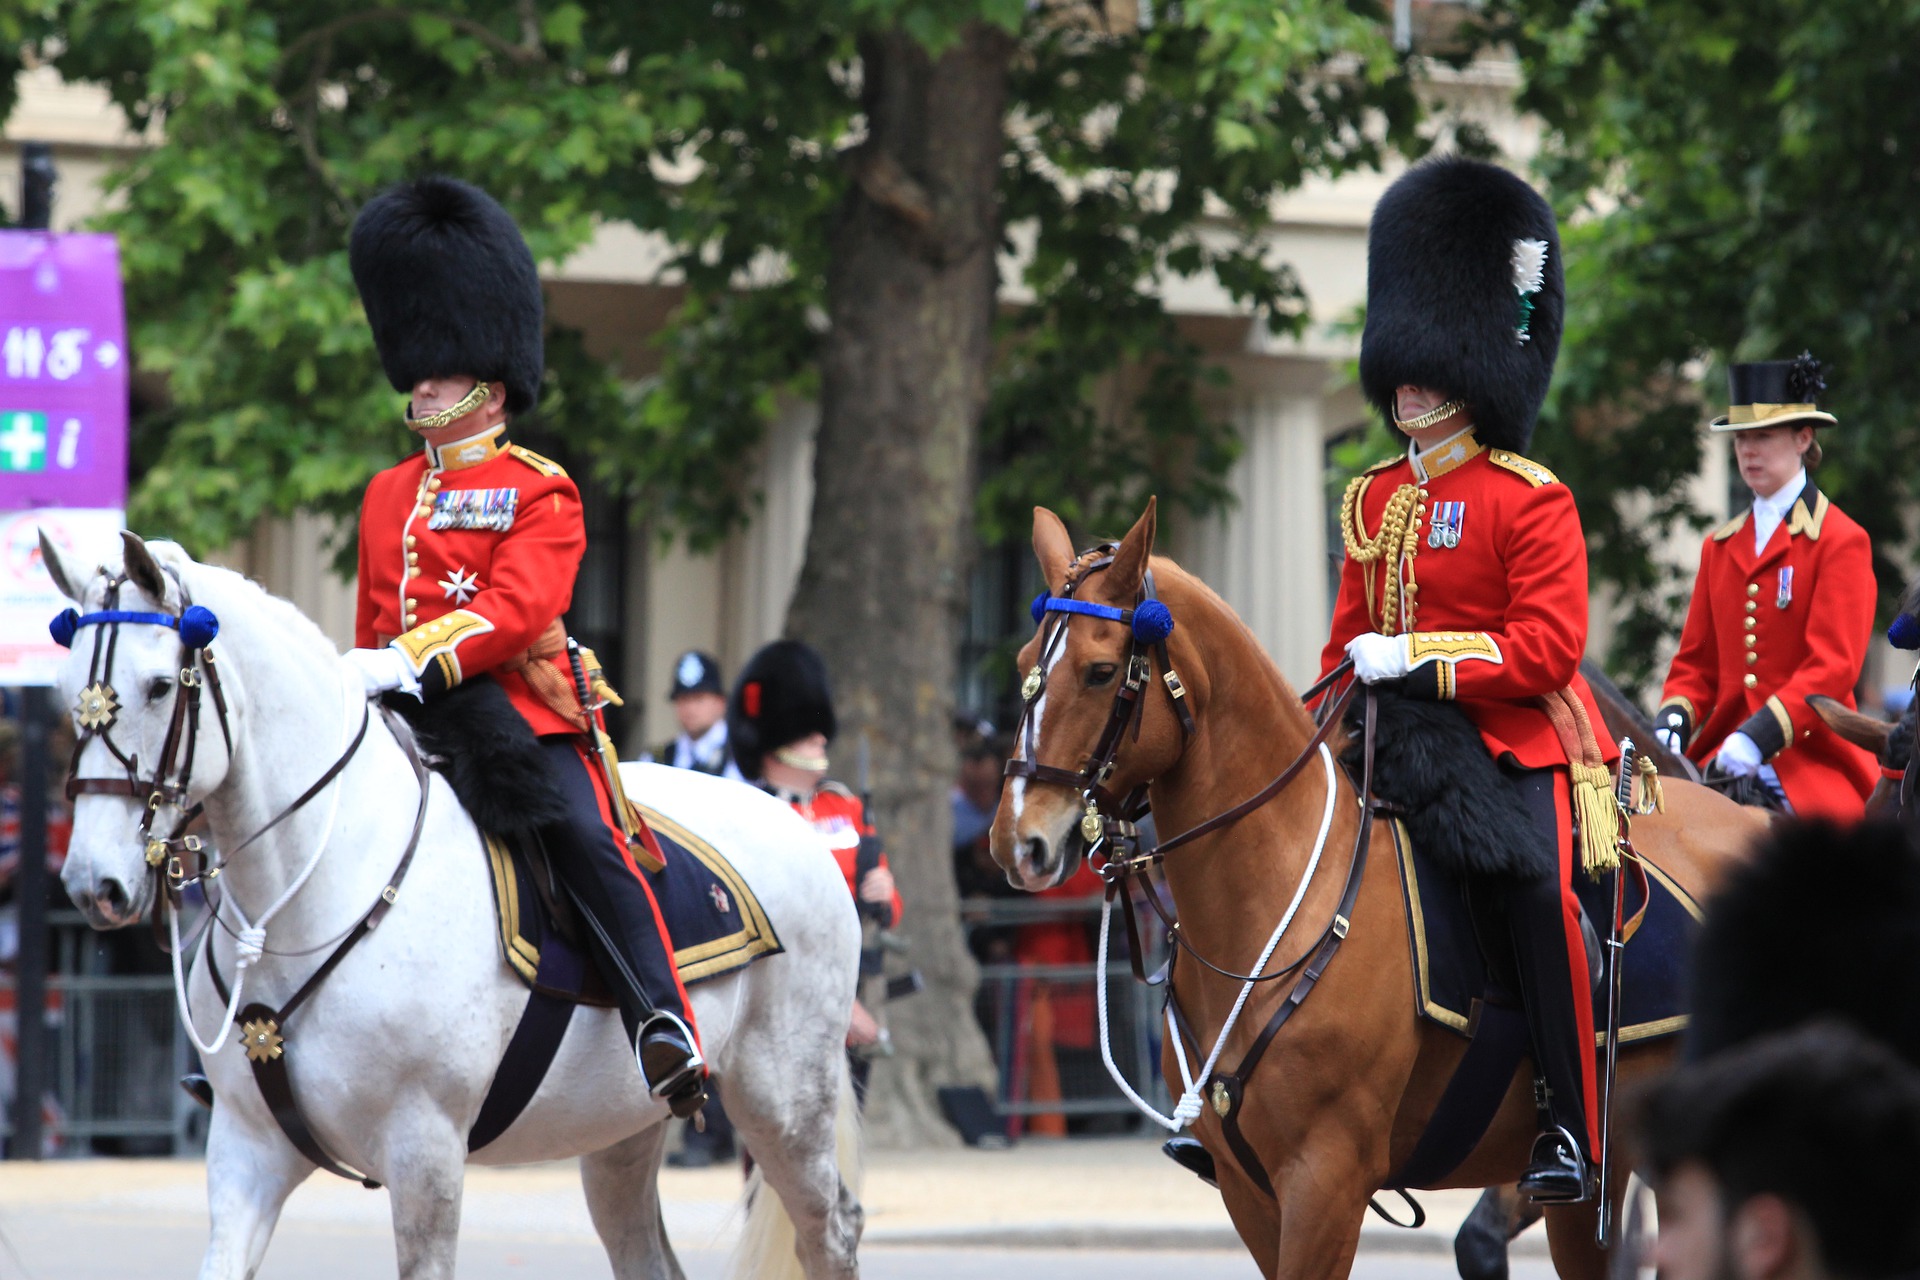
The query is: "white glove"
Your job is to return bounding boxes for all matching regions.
[343,646,421,700]
[1654,712,1686,755]
[1715,731,1763,777]
[1346,633,1410,684]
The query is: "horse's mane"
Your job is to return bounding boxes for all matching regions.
[1145,552,1312,718]
[144,542,345,668]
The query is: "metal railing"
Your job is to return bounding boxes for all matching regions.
[959,894,1172,1127]
[2,910,204,1156]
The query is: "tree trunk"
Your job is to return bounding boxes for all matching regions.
[784,23,1013,1147]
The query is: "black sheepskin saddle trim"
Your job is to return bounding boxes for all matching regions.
[384,676,571,838]
[1343,686,1551,882]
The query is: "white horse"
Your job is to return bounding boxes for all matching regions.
[43,532,863,1280]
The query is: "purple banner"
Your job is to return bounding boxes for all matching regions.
[0,232,128,510]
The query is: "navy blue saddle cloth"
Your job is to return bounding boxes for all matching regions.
[466,803,783,1154]
[485,801,783,1001]
[1386,818,1702,1189]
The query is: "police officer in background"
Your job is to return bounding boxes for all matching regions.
[651,651,742,780]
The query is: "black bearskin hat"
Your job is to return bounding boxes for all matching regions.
[728,640,838,780]
[1358,156,1564,453]
[1687,820,1920,1068]
[350,177,545,414]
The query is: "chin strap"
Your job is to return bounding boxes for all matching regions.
[405,381,491,431]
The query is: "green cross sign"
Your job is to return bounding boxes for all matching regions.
[0,411,48,473]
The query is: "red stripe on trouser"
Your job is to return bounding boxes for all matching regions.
[575,741,701,1049]
[1548,771,1600,1151]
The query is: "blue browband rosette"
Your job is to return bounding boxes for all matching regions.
[1131,599,1174,644]
[178,605,221,650]
[1890,612,1920,651]
[1031,593,1176,644]
[49,608,80,648]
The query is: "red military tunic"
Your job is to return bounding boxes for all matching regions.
[782,781,904,927]
[354,430,584,736]
[1657,483,1877,819]
[1318,434,1618,773]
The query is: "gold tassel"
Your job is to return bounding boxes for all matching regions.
[1636,755,1666,815]
[1570,760,1622,875]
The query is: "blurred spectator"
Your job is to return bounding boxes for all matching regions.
[1640,1022,1920,1280]
[1687,819,1920,1067]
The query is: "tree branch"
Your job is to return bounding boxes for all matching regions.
[280,8,545,72]
[840,142,935,230]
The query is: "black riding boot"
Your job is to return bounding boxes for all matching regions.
[1501,767,1595,1204]
[540,739,707,1118]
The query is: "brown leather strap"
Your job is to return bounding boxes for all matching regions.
[1152,673,1358,859]
[236,1000,381,1187]
[1211,690,1380,1199]
[205,710,431,1182]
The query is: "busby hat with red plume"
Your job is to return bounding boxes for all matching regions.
[728,640,838,781]
[1359,156,1564,454]
[350,176,545,414]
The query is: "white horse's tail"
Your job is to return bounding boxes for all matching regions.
[729,1061,863,1280]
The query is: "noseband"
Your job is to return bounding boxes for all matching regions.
[53,569,234,885]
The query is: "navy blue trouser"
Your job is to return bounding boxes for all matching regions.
[539,738,693,1044]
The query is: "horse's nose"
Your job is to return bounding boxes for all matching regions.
[97,876,131,922]
[1011,835,1055,887]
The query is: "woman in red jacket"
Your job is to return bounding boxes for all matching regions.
[1656,355,1878,819]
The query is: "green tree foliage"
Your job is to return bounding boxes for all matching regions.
[1474,0,1920,688]
[10,0,1419,556]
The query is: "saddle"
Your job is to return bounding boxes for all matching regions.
[387,677,782,1149]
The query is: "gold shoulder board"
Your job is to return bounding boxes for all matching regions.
[1488,449,1558,488]
[816,779,857,800]
[508,444,567,478]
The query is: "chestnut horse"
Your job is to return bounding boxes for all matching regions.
[990,501,1767,1279]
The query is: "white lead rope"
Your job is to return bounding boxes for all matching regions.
[171,668,360,1057]
[1094,742,1340,1132]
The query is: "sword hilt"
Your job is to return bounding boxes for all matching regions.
[1615,737,1636,814]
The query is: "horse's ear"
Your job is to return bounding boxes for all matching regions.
[120,530,170,605]
[1807,694,1893,755]
[38,529,89,603]
[1107,497,1158,596]
[1032,507,1076,593]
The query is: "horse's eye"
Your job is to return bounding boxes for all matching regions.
[146,677,174,703]
[1085,663,1119,687]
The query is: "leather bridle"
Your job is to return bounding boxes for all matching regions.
[1003,546,1195,845]
[57,568,236,893]
[1002,546,1374,987]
